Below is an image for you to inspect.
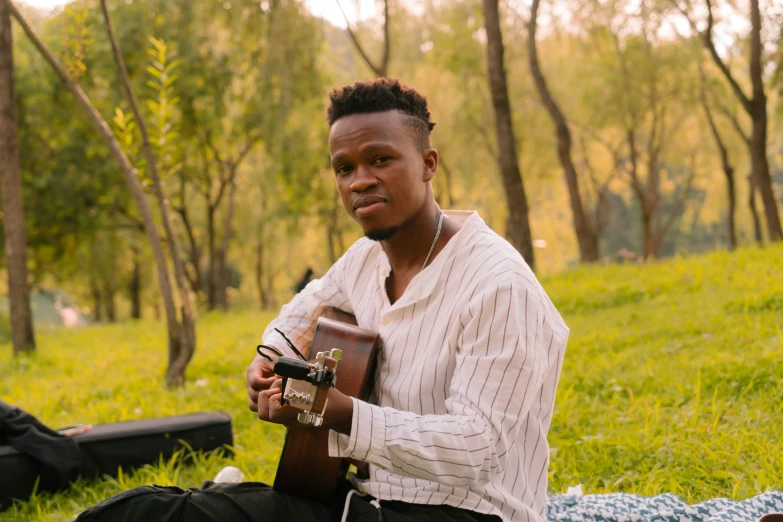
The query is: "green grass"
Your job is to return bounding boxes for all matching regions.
[1,245,782,521]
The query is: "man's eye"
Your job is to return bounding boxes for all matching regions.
[373,156,391,165]
[335,165,353,175]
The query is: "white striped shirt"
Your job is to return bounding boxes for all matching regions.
[262,210,569,522]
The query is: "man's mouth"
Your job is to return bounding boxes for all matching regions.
[353,197,386,216]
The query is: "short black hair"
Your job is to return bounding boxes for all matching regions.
[327,78,436,150]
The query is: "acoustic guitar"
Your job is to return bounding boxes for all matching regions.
[272,308,380,504]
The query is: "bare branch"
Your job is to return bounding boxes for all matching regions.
[667,0,699,33]
[335,0,384,77]
[702,0,752,113]
[380,0,390,77]
[578,135,602,192]
[699,61,733,171]
[748,0,764,104]
[714,100,750,144]
[625,129,646,209]
[658,155,698,239]
[232,131,264,172]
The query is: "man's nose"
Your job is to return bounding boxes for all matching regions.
[350,164,378,192]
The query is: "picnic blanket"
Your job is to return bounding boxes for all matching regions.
[547,488,783,522]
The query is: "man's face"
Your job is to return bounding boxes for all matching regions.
[328,110,436,240]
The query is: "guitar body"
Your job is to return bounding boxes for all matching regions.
[273,308,380,504]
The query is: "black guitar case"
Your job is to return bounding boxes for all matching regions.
[0,410,233,511]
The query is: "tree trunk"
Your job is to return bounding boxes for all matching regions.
[216,179,237,311]
[129,245,141,319]
[700,91,737,250]
[748,173,763,245]
[749,110,782,241]
[0,0,35,354]
[528,0,598,263]
[104,279,116,323]
[177,174,202,297]
[326,222,336,266]
[748,0,781,241]
[481,0,535,270]
[6,0,182,371]
[325,191,342,265]
[90,277,102,322]
[99,0,196,387]
[207,205,217,310]
[438,157,456,208]
[255,238,269,309]
[725,167,737,250]
[642,210,654,259]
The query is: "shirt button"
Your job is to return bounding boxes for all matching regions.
[381,316,389,326]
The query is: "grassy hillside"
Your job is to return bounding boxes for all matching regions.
[1,245,781,521]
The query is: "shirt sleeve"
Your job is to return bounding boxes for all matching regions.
[328,282,553,487]
[260,243,362,359]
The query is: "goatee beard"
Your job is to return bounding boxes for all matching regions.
[365,225,399,242]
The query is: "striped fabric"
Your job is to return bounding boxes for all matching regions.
[262,210,569,522]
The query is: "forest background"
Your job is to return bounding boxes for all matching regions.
[0,0,782,374]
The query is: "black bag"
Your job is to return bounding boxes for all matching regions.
[75,412,234,478]
[0,401,82,511]
[0,411,234,511]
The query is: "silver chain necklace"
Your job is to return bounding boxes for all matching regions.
[421,211,444,271]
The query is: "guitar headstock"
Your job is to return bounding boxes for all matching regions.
[274,348,343,427]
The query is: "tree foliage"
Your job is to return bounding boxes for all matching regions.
[4,0,782,326]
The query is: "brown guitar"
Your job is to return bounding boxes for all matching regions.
[273,308,380,504]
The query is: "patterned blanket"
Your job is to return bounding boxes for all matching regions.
[546,489,783,522]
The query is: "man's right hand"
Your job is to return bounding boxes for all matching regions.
[246,355,278,412]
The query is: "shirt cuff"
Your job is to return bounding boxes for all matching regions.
[328,398,386,460]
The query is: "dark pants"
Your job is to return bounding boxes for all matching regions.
[74,481,501,522]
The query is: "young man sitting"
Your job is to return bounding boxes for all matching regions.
[246,78,569,522]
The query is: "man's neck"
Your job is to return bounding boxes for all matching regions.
[380,205,460,277]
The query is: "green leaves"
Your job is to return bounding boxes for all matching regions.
[62,0,94,81]
[145,37,182,180]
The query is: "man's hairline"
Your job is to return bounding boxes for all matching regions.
[328,109,432,151]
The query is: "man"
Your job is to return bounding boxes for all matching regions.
[247,78,569,522]
[75,78,567,522]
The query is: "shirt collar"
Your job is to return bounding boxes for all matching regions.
[378,210,485,311]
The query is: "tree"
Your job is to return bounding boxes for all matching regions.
[336,0,390,78]
[672,0,782,242]
[0,0,34,354]
[576,134,622,246]
[528,0,599,262]
[6,0,192,386]
[481,0,535,268]
[707,80,765,245]
[699,63,737,250]
[614,34,697,259]
[579,0,700,258]
[100,0,196,384]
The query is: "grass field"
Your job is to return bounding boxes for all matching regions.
[1,245,782,521]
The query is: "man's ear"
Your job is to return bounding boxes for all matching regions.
[423,148,438,183]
